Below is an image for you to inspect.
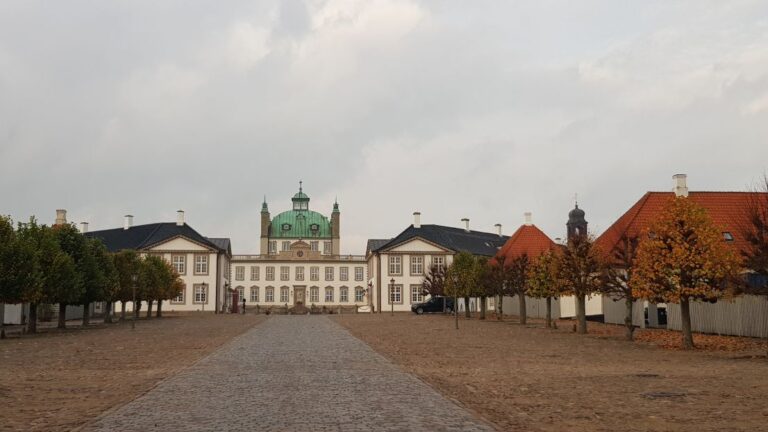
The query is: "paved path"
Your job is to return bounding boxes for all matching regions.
[86,315,493,431]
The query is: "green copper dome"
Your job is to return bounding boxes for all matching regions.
[270,210,331,238]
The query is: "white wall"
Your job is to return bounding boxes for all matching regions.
[559,294,603,318]
[502,296,562,320]
[601,296,646,328]
[666,295,768,338]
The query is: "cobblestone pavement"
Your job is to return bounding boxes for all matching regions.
[86,315,493,432]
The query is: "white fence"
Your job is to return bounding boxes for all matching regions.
[666,295,768,338]
[602,296,646,328]
[501,296,562,320]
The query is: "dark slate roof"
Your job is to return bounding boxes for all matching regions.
[206,237,232,257]
[366,239,391,254]
[373,224,509,257]
[85,223,224,253]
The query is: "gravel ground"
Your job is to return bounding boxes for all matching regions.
[334,313,768,432]
[0,313,265,432]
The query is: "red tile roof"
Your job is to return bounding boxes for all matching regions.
[595,192,767,256]
[494,224,557,265]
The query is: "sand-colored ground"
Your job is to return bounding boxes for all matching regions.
[334,313,768,432]
[0,313,264,432]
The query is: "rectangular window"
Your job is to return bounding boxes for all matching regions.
[355,267,364,281]
[251,266,259,281]
[280,266,290,281]
[193,284,208,304]
[250,286,259,302]
[410,256,423,275]
[265,287,274,302]
[340,267,349,281]
[325,267,334,281]
[295,266,304,281]
[280,287,289,303]
[310,241,319,252]
[388,256,402,275]
[340,287,349,302]
[310,287,319,303]
[235,266,245,281]
[388,284,403,304]
[172,255,186,275]
[432,256,445,271]
[282,241,291,251]
[194,255,209,275]
[325,287,334,302]
[171,284,186,304]
[410,285,424,304]
[236,286,245,302]
[323,241,332,255]
[355,287,365,302]
[310,266,319,281]
[266,266,275,281]
[269,241,277,254]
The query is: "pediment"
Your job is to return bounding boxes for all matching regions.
[384,237,451,253]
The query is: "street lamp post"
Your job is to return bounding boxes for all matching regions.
[390,278,395,316]
[131,274,137,330]
[202,282,207,313]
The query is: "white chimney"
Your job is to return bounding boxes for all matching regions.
[177,210,185,226]
[673,174,688,197]
[124,215,133,230]
[413,212,421,229]
[55,209,67,225]
[524,212,533,226]
[80,222,89,233]
[461,218,470,232]
[494,223,502,237]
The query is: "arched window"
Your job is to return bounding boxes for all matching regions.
[310,286,319,303]
[235,286,245,302]
[340,286,349,303]
[280,286,289,303]
[265,286,275,302]
[355,286,365,303]
[250,286,259,303]
[325,286,334,302]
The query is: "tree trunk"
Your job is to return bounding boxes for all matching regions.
[120,301,126,321]
[104,301,113,324]
[156,300,163,318]
[519,292,527,325]
[479,297,486,320]
[146,300,153,319]
[464,297,470,318]
[27,302,38,334]
[576,294,587,334]
[58,303,67,329]
[82,302,91,326]
[680,297,694,349]
[545,297,552,329]
[624,297,635,341]
[497,294,503,321]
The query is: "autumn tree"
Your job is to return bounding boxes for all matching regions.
[486,255,512,321]
[527,250,559,329]
[741,175,768,294]
[632,197,742,349]
[556,234,603,334]
[422,263,447,297]
[600,234,640,341]
[445,252,479,329]
[507,254,531,325]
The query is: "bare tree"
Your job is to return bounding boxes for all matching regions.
[600,234,640,341]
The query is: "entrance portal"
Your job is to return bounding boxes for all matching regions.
[293,286,306,306]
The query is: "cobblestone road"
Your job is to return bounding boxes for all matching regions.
[86,315,493,431]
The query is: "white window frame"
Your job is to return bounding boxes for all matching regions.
[172,255,186,275]
[388,284,403,304]
[310,241,319,252]
[269,241,277,254]
[340,286,349,303]
[193,284,208,304]
[194,255,209,275]
[235,266,245,281]
[323,241,332,255]
[280,286,289,303]
[340,267,349,281]
[355,286,365,302]
[295,266,304,281]
[280,266,290,281]
[310,286,319,303]
[236,286,245,301]
[325,267,334,281]
[432,256,445,271]
[251,266,260,281]
[410,256,423,276]
[388,255,401,275]
[266,266,275,281]
[310,266,319,281]
[171,284,186,304]
[325,287,334,302]
[265,286,275,302]
[354,267,364,281]
[250,286,259,302]
[410,284,424,304]
[282,241,291,251]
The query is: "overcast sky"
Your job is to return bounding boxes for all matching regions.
[2,0,768,254]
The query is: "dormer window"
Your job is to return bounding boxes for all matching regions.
[723,232,734,242]
[310,223,319,232]
[282,223,292,231]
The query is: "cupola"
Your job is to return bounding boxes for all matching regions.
[292,181,310,211]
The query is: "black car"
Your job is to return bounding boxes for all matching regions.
[411,296,454,314]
